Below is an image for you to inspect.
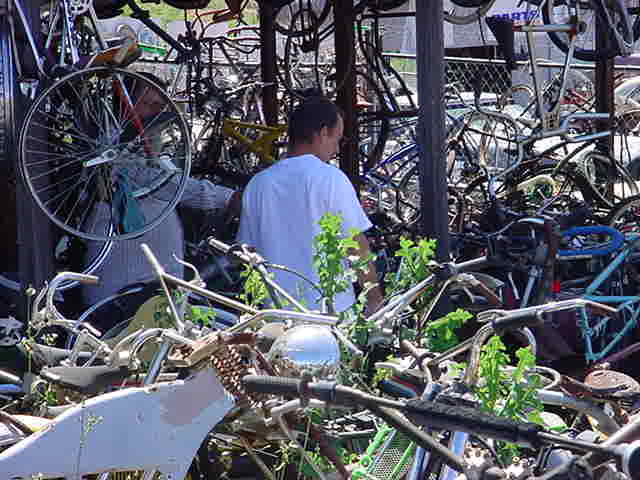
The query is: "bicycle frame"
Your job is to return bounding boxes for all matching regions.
[570,234,640,362]
[6,0,107,84]
[222,118,287,164]
[468,0,636,204]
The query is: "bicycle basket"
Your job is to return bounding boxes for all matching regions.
[162,0,210,10]
[351,425,416,480]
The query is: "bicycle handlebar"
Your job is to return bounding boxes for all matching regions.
[477,298,618,333]
[241,375,543,447]
[208,237,264,266]
[242,375,640,479]
[38,272,101,337]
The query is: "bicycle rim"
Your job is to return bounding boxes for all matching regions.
[19,67,192,241]
[543,0,635,61]
[274,0,332,37]
[577,151,639,207]
[443,0,496,25]
[607,194,640,234]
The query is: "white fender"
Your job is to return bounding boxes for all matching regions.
[0,367,234,479]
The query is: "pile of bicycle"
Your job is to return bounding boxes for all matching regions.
[3,230,640,480]
[6,0,640,479]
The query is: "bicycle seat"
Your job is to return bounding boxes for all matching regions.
[39,365,132,395]
[561,370,640,401]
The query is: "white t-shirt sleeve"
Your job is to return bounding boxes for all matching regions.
[327,167,372,235]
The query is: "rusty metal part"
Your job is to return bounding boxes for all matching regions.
[583,369,640,399]
[168,332,262,404]
[562,370,640,402]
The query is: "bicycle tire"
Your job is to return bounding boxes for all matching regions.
[274,0,332,37]
[542,0,635,61]
[356,70,395,172]
[443,0,496,25]
[445,109,521,188]
[396,164,466,233]
[278,17,335,99]
[576,150,638,207]
[606,194,640,234]
[19,67,192,242]
[193,117,262,189]
[462,165,595,228]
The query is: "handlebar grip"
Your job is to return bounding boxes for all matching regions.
[208,237,231,254]
[242,375,301,396]
[405,399,543,448]
[242,375,339,402]
[491,310,543,333]
[400,339,422,359]
[585,301,618,319]
[75,274,99,285]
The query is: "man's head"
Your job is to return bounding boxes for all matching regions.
[287,96,344,162]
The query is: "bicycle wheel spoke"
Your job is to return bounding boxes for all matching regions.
[19,67,191,241]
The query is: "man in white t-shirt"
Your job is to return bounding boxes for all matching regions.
[237,96,384,313]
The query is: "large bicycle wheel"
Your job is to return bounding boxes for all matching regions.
[274,0,332,37]
[463,165,598,229]
[396,165,466,233]
[443,0,496,25]
[542,0,635,61]
[19,67,191,241]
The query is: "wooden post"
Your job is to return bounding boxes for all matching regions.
[594,15,614,157]
[334,0,359,188]
[415,0,450,261]
[14,0,55,317]
[259,2,279,126]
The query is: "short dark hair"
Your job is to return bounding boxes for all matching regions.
[287,96,343,146]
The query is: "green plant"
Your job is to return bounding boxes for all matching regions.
[274,408,360,480]
[385,237,436,295]
[473,336,544,463]
[313,213,372,314]
[239,265,269,308]
[185,305,216,328]
[422,308,472,352]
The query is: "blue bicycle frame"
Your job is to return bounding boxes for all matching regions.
[559,230,640,363]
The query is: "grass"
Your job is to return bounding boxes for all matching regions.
[121,0,259,28]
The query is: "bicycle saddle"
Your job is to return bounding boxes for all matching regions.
[39,365,132,395]
[561,370,640,401]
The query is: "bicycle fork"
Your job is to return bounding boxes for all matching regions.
[407,383,470,480]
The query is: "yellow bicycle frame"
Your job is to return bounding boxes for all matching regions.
[221,118,287,165]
